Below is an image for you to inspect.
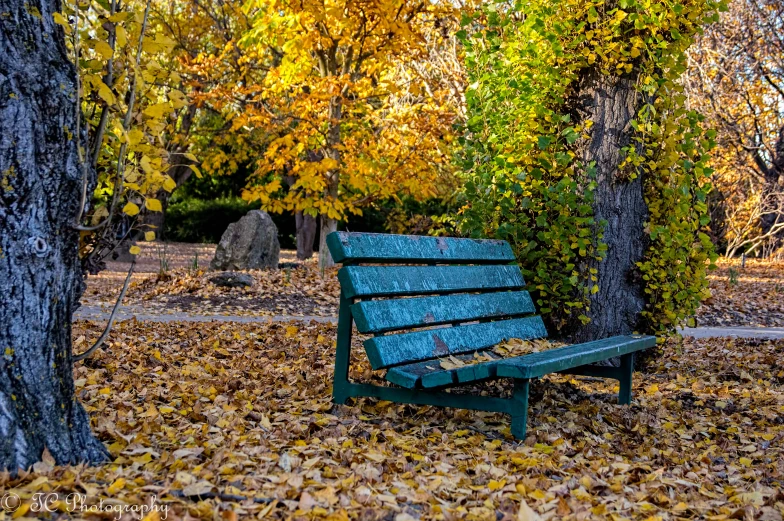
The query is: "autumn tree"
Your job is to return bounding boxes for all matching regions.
[459,0,721,342]
[210,0,467,268]
[149,0,322,256]
[0,0,180,469]
[134,0,253,240]
[685,0,784,257]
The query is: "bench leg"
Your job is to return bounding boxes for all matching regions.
[333,294,353,405]
[510,378,530,440]
[618,353,634,405]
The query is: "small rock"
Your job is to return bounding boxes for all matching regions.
[209,272,255,288]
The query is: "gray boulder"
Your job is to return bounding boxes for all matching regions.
[210,210,280,270]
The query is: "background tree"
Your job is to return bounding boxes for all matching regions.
[227,0,466,268]
[685,0,784,257]
[136,0,251,242]
[73,0,185,269]
[459,0,720,342]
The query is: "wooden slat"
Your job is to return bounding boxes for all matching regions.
[496,335,656,379]
[326,231,515,264]
[338,265,525,299]
[352,291,536,333]
[364,316,548,369]
[386,351,503,389]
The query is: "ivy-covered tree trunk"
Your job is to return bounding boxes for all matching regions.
[569,72,649,344]
[0,0,109,469]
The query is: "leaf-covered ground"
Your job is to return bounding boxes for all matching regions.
[3,320,782,520]
[696,259,784,327]
[82,243,339,318]
[82,243,784,326]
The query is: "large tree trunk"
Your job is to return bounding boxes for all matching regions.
[568,72,648,344]
[0,0,109,469]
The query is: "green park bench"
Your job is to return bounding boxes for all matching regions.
[326,232,657,439]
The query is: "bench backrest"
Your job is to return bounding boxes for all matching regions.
[327,232,548,370]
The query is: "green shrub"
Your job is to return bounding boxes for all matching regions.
[164,197,279,244]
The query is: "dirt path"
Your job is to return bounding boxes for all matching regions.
[74,304,784,339]
[74,304,338,324]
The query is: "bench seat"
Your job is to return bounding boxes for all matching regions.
[386,335,655,389]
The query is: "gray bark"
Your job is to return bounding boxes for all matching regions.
[318,215,338,269]
[284,161,318,260]
[295,211,317,260]
[0,0,109,470]
[317,96,342,270]
[568,72,648,344]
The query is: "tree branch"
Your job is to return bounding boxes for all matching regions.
[73,259,135,362]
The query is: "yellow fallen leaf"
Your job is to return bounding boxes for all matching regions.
[488,479,506,491]
[11,502,30,519]
[106,477,126,494]
[364,451,385,463]
[729,491,763,506]
[439,355,466,370]
[182,480,215,497]
[141,511,160,521]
